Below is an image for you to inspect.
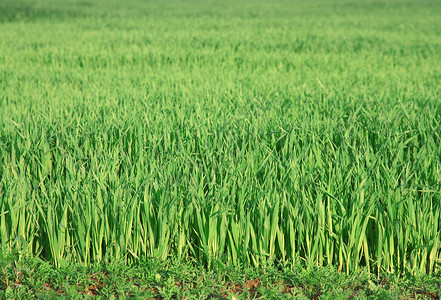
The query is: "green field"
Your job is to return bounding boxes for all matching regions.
[1,0,441,293]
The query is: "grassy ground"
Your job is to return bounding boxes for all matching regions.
[1,252,440,299]
[1,0,441,298]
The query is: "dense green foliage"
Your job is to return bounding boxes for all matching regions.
[2,252,440,299]
[1,0,441,275]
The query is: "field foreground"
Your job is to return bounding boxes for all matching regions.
[1,0,441,297]
[1,253,441,299]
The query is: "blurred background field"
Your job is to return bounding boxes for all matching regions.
[1,0,441,279]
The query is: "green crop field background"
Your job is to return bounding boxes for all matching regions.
[1,0,441,276]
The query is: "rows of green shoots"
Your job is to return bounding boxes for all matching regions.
[1,0,441,275]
